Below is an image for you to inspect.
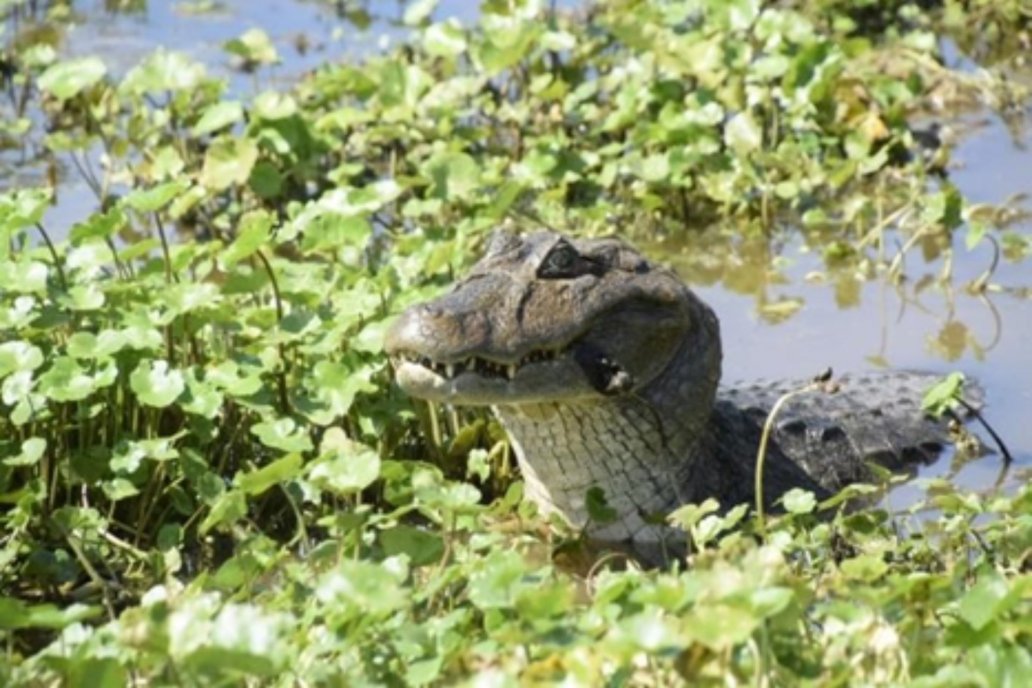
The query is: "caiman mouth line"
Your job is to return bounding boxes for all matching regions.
[392,346,567,381]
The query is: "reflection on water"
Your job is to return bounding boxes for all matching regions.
[2,0,1030,494]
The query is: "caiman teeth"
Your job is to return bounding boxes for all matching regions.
[395,346,568,381]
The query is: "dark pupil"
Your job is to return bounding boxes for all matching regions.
[550,247,575,270]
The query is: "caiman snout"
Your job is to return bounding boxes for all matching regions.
[386,297,495,364]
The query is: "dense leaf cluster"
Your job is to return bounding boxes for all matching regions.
[0,0,1029,684]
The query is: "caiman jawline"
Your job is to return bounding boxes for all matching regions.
[391,346,568,381]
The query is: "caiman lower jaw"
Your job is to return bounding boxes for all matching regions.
[390,340,640,405]
[390,339,637,404]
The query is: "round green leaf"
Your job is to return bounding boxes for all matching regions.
[250,417,314,453]
[3,437,46,467]
[130,360,186,408]
[38,357,94,402]
[307,428,380,495]
[0,341,44,377]
[200,137,259,191]
[38,57,107,101]
[192,101,245,137]
[124,181,190,213]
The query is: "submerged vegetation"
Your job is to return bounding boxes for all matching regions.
[0,0,1030,684]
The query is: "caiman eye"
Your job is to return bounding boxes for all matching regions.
[538,242,580,278]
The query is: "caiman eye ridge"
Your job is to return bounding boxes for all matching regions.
[393,347,565,381]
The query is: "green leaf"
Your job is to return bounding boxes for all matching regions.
[424,20,467,57]
[782,488,817,514]
[130,360,186,408]
[639,153,671,182]
[921,186,963,230]
[966,644,1032,688]
[957,572,1009,631]
[200,490,247,534]
[102,478,141,501]
[0,188,52,237]
[965,220,989,251]
[149,145,185,180]
[585,486,617,525]
[403,0,438,25]
[224,28,280,67]
[163,282,220,317]
[310,361,377,420]
[467,549,529,610]
[220,211,273,267]
[475,16,541,74]
[252,91,298,120]
[667,498,721,530]
[921,372,966,416]
[181,371,224,418]
[0,341,45,377]
[684,604,759,649]
[200,137,259,191]
[249,161,283,199]
[840,554,888,582]
[747,586,794,618]
[314,559,408,617]
[38,357,94,402]
[66,283,105,311]
[38,57,106,100]
[121,49,206,94]
[250,417,313,453]
[0,598,98,630]
[380,525,444,566]
[724,111,762,153]
[0,260,48,293]
[423,151,481,201]
[307,428,380,496]
[298,215,370,254]
[124,180,190,213]
[3,437,46,467]
[193,101,245,136]
[235,454,303,496]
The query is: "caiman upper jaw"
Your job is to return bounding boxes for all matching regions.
[389,347,565,382]
[383,230,694,405]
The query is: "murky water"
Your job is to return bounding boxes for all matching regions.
[689,105,1032,494]
[4,1,1030,493]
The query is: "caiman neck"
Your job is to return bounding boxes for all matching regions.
[493,322,724,542]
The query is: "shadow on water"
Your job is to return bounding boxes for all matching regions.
[2,0,1030,497]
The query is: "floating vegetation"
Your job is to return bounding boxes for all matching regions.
[0,0,1030,684]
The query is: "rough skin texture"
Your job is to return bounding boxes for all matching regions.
[386,231,968,550]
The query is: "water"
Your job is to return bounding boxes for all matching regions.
[690,108,1032,494]
[3,0,1030,493]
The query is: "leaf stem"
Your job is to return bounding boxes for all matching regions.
[255,248,290,415]
[755,376,829,537]
[34,222,67,292]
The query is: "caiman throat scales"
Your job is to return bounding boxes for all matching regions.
[386,231,962,545]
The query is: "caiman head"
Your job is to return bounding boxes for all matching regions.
[385,230,722,407]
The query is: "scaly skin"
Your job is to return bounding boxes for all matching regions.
[386,231,965,549]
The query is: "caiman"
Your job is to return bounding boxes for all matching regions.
[385,231,972,550]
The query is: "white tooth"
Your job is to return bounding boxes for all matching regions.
[507,364,517,380]
[446,363,455,378]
